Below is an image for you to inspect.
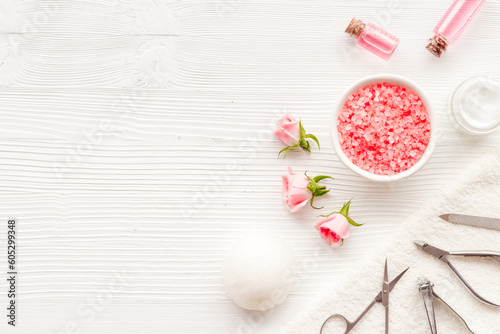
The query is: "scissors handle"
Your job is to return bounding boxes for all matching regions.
[319,314,354,334]
[320,299,377,334]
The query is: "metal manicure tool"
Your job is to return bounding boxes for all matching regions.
[418,278,475,334]
[414,240,500,307]
[440,213,500,231]
[319,259,409,334]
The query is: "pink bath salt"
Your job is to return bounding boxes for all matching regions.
[337,83,431,175]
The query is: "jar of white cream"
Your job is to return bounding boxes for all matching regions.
[448,76,500,135]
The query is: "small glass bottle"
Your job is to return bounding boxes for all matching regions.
[426,0,485,57]
[345,18,399,61]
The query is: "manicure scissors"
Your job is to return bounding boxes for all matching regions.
[414,240,500,307]
[320,259,409,334]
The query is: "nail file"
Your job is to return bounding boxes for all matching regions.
[440,214,500,231]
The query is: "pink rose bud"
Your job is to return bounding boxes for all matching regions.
[274,115,320,158]
[282,168,333,213]
[282,168,312,213]
[275,114,300,147]
[315,200,363,247]
[315,214,351,248]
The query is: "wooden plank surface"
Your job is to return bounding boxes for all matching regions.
[0,0,499,333]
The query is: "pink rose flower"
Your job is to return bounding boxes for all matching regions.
[315,200,363,247]
[282,168,312,213]
[274,115,320,158]
[282,168,333,213]
[315,214,351,248]
[275,115,300,147]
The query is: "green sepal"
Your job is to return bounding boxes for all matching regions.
[305,172,334,210]
[347,216,364,227]
[313,175,334,183]
[299,139,311,154]
[278,142,300,158]
[306,173,333,198]
[310,195,324,210]
[299,120,319,153]
[339,199,352,217]
[315,188,330,197]
[299,120,306,139]
[322,199,364,227]
[304,134,320,149]
[277,119,320,157]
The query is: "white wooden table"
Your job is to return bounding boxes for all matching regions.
[0,1,499,333]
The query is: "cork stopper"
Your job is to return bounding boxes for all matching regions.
[426,35,448,58]
[345,18,366,38]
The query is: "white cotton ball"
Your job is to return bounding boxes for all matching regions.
[222,232,297,311]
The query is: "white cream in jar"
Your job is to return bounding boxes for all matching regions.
[448,77,500,135]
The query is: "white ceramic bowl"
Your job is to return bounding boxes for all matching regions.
[331,74,437,182]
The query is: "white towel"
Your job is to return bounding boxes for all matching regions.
[283,150,500,334]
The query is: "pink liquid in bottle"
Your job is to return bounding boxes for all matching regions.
[345,18,399,61]
[427,0,485,57]
[358,23,400,61]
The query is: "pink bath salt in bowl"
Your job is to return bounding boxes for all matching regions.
[337,82,431,176]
